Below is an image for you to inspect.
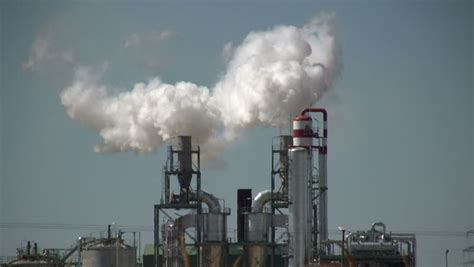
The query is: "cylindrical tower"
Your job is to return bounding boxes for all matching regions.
[292,115,313,147]
[288,147,313,267]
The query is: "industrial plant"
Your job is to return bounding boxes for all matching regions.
[2,108,417,267]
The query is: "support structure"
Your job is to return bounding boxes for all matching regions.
[154,136,202,267]
[154,136,230,267]
[270,136,293,266]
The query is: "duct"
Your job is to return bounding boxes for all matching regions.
[252,190,284,213]
[190,190,221,213]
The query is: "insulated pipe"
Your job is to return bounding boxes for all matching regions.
[190,190,221,213]
[252,190,284,212]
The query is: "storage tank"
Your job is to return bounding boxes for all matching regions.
[81,239,136,267]
[7,242,59,267]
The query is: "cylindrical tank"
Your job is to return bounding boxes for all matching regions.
[81,240,136,267]
[243,213,271,267]
[8,242,58,267]
[201,213,226,267]
[288,147,313,267]
[245,213,270,243]
[203,213,226,242]
[292,115,313,147]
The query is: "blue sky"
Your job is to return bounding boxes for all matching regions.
[1,1,472,266]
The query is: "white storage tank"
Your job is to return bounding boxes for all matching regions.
[81,240,136,267]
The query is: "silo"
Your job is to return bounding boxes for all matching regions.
[81,240,136,267]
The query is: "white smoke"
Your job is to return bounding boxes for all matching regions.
[61,14,341,157]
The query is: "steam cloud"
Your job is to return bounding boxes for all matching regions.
[61,14,341,157]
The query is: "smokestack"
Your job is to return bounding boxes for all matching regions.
[34,243,38,256]
[237,189,252,242]
[108,224,111,240]
[176,136,193,201]
[27,241,31,255]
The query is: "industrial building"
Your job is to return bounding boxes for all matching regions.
[3,108,416,267]
[150,108,417,267]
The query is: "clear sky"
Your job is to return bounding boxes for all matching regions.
[1,1,472,266]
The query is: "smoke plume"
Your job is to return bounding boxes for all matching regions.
[61,14,341,157]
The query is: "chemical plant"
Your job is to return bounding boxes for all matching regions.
[2,108,417,267]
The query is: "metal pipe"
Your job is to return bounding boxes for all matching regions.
[252,190,284,212]
[371,221,386,234]
[300,108,329,246]
[190,190,221,213]
[300,108,327,138]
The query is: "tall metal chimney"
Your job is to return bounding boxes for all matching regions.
[287,108,328,266]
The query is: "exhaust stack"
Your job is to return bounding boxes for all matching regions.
[288,108,328,266]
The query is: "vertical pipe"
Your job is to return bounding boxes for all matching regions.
[139,231,142,266]
[154,206,160,267]
[165,174,170,204]
[318,146,328,245]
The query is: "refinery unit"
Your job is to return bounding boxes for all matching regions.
[151,108,417,267]
[2,108,417,267]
